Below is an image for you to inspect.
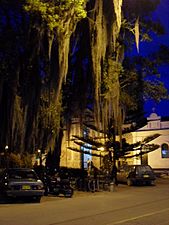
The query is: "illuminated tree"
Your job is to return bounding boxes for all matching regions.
[0,0,168,170]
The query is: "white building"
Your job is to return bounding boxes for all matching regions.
[130,112,169,170]
[60,116,106,169]
[59,110,169,171]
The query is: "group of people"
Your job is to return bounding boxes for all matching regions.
[87,159,118,188]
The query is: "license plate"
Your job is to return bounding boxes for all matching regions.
[143,175,149,178]
[22,185,31,190]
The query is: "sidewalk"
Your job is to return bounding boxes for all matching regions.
[41,177,169,202]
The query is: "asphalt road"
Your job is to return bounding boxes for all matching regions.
[0,178,169,225]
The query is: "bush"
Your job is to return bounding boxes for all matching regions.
[8,152,33,168]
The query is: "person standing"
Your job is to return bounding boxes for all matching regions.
[111,164,118,185]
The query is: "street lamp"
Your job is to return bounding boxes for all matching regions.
[37,149,42,166]
[5,145,9,168]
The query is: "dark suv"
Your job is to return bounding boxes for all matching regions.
[116,164,156,186]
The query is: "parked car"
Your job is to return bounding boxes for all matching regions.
[116,164,156,186]
[0,168,45,202]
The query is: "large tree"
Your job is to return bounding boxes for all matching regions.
[0,0,168,168]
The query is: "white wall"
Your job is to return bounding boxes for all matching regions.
[132,112,169,169]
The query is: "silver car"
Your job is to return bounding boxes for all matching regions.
[0,168,45,202]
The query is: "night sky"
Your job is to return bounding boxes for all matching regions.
[141,0,169,117]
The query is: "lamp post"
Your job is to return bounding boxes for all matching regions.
[37,149,42,166]
[5,145,9,168]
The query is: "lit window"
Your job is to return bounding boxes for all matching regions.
[161,143,169,158]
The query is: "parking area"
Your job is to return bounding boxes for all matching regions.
[40,176,169,201]
[0,176,169,204]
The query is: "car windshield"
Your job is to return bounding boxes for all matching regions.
[137,166,152,173]
[8,170,38,180]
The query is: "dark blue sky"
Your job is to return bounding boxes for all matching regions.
[139,0,169,117]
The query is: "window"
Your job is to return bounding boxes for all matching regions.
[161,143,169,158]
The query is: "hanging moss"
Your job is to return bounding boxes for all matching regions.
[113,0,123,31]
[88,0,111,127]
[112,0,123,49]
[134,17,140,53]
[86,0,124,141]
[39,90,62,135]
[12,95,25,152]
[101,59,123,133]
[24,0,124,153]
[24,0,87,107]
[24,0,123,133]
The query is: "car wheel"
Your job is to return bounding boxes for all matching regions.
[32,196,41,203]
[127,178,133,186]
[35,196,41,203]
[64,189,74,198]
[150,180,156,186]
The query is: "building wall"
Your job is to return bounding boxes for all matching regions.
[60,119,82,168]
[60,117,107,169]
[131,112,169,169]
[60,111,169,170]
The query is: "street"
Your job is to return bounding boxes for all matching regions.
[0,178,169,225]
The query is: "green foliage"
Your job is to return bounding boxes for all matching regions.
[102,154,112,173]
[144,80,169,102]
[120,92,138,111]
[102,60,123,96]
[72,135,103,149]
[121,54,169,116]
[24,0,87,31]
[8,153,33,168]
[0,0,168,168]
[141,133,160,144]
[71,122,161,165]
[120,69,139,111]
[119,0,167,116]
[39,91,63,135]
[122,0,163,39]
